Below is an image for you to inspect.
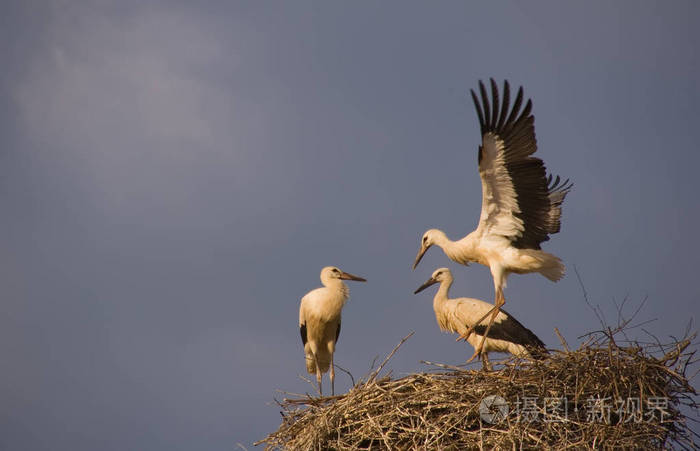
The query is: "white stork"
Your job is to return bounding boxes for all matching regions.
[414,267,548,370]
[298,266,366,396]
[412,79,572,361]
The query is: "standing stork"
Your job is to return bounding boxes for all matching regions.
[414,268,548,370]
[412,79,572,362]
[298,266,366,396]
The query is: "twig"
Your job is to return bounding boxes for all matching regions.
[554,327,570,352]
[296,373,320,396]
[574,265,603,329]
[334,362,355,386]
[367,331,414,383]
[420,360,469,372]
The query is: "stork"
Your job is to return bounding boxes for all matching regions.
[298,266,366,396]
[412,79,571,362]
[414,268,548,370]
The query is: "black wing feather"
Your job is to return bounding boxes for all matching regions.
[495,80,510,131]
[300,323,307,346]
[335,321,341,343]
[471,79,572,249]
[505,86,524,126]
[479,81,490,135]
[490,79,500,130]
[471,90,485,137]
[473,309,547,358]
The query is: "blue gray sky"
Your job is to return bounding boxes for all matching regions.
[1,1,699,449]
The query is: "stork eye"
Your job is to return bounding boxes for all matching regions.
[423,236,428,243]
[332,268,339,273]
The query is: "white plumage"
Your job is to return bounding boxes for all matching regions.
[298,266,366,396]
[414,268,547,370]
[412,79,572,361]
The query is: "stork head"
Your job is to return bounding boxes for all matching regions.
[414,267,452,294]
[413,229,443,270]
[320,266,367,285]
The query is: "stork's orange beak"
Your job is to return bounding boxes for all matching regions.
[339,271,367,282]
[414,276,438,294]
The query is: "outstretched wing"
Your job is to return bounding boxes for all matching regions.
[472,79,571,249]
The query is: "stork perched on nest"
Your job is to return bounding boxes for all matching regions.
[298,266,366,396]
[414,268,547,370]
[412,79,571,362]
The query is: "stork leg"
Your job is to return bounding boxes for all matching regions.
[466,287,505,364]
[311,352,323,396]
[457,307,496,343]
[458,268,506,344]
[330,353,335,396]
[481,352,493,371]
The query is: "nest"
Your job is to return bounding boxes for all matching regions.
[257,325,699,450]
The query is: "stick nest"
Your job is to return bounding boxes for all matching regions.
[257,329,699,450]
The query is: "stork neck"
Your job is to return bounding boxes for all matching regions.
[325,279,349,299]
[433,278,452,308]
[448,232,479,263]
[431,230,451,248]
[432,231,466,262]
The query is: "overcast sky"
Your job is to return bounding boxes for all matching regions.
[1,1,699,449]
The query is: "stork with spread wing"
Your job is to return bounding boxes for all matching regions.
[413,79,572,362]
